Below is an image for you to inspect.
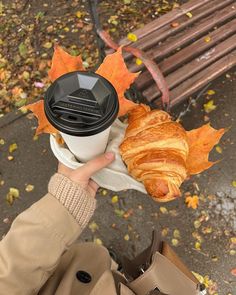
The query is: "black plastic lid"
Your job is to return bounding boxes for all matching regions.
[44,71,119,136]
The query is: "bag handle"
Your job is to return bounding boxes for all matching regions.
[122,230,162,281]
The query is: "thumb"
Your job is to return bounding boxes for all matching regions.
[77,152,115,179]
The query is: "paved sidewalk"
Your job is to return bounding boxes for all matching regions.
[0,71,236,294]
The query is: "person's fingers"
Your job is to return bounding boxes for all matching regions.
[75,152,115,179]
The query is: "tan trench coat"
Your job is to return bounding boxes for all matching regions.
[0,193,138,295]
[0,177,202,295]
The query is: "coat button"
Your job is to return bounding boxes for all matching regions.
[76,270,92,284]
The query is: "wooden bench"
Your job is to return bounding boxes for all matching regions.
[90,0,236,109]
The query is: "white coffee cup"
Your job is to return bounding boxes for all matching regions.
[44,71,119,163]
[60,126,111,162]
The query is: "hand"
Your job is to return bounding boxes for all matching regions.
[57,152,115,198]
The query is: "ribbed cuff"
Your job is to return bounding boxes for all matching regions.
[48,173,97,230]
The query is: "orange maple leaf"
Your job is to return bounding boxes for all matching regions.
[185,195,199,209]
[48,45,85,82]
[23,100,58,135]
[96,46,140,117]
[186,124,226,175]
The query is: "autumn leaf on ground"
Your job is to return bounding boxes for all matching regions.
[207,90,215,96]
[124,234,130,241]
[89,221,99,233]
[185,195,199,209]
[25,184,34,192]
[94,238,103,245]
[192,272,217,291]
[12,86,23,97]
[9,143,17,153]
[48,45,85,82]
[215,145,223,154]
[96,46,140,117]
[111,195,119,203]
[6,188,19,206]
[22,100,57,135]
[231,268,236,276]
[204,100,217,113]
[186,124,226,175]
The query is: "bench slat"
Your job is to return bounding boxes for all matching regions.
[130,5,236,73]
[143,34,236,101]
[119,0,213,45]
[135,18,236,90]
[166,50,236,107]
[101,0,236,108]
[123,0,234,60]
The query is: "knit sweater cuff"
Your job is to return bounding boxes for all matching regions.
[48,173,96,230]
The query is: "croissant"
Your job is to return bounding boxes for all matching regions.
[119,104,189,202]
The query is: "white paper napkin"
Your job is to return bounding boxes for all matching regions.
[50,119,147,194]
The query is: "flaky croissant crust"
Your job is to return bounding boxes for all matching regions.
[119,104,189,202]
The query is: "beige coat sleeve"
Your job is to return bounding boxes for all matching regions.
[0,173,96,295]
